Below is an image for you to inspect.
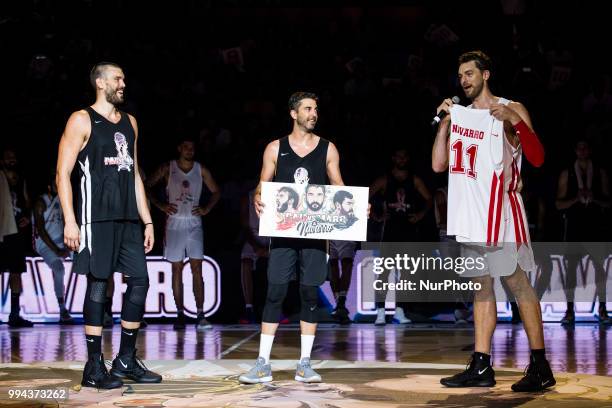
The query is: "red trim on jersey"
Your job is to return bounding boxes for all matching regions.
[486,172,498,245]
[509,161,522,244]
[486,170,505,246]
[512,161,528,244]
[493,171,504,245]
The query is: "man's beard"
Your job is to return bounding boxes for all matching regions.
[341,209,354,217]
[105,88,124,105]
[307,201,322,211]
[297,117,316,131]
[277,201,289,213]
[466,82,483,101]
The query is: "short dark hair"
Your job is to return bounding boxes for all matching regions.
[90,62,122,89]
[279,186,300,209]
[458,51,492,73]
[177,136,197,146]
[306,184,325,195]
[288,92,318,112]
[333,190,353,206]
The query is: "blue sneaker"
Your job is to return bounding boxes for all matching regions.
[295,357,322,383]
[239,357,273,384]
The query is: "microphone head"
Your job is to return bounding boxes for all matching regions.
[451,96,461,104]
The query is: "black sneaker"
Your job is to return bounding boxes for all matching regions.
[440,354,496,387]
[82,354,123,389]
[196,312,212,330]
[334,306,351,324]
[173,312,186,330]
[560,310,575,325]
[598,306,611,325]
[110,349,162,383]
[8,315,34,328]
[511,359,556,392]
[239,307,257,324]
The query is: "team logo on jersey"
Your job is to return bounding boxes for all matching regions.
[388,188,410,212]
[176,180,194,204]
[104,132,134,171]
[294,167,309,184]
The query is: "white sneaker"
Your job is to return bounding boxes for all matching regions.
[392,307,411,324]
[375,308,386,326]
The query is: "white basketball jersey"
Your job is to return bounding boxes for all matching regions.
[447,104,505,244]
[447,98,535,272]
[166,160,203,228]
[33,194,64,252]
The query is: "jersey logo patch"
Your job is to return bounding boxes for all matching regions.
[294,167,310,184]
[104,132,134,172]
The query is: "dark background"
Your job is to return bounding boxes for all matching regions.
[2,1,611,321]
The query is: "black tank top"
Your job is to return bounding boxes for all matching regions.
[560,163,607,241]
[273,136,329,185]
[566,164,603,200]
[382,171,425,242]
[76,107,139,224]
[271,136,329,249]
[384,172,422,220]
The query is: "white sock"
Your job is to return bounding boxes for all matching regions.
[259,334,275,364]
[300,334,315,360]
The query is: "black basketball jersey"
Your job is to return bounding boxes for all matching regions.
[384,172,423,219]
[273,136,329,185]
[75,107,139,224]
[382,172,424,242]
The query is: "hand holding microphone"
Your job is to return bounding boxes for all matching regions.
[432,96,460,127]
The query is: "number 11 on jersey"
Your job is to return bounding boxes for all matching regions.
[450,140,478,179]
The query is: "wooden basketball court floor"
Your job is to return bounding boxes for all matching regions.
[0,322,610,407]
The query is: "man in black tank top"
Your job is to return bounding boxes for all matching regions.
[239,92,346,384]
[555,139,611,325]
[369,148,432,325]
[57,62,161,389]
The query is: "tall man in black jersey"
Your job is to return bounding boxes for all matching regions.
[57,62,161,389]
[239,92,345,384]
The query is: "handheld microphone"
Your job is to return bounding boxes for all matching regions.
[431,96,460,127]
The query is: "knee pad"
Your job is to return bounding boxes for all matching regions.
[121,276,149,322]
[299,284,319,323]
[84,277,107,326]
[262,283,288,323]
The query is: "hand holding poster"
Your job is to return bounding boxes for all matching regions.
[258,182,369,241]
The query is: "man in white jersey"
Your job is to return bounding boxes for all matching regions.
[432,50,554,392]
[147,137,220,330]
[32,172,74,324]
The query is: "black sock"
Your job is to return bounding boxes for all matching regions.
[531,348,547,364]
[57,297,66,311]
[86,334,102,357]
[567,302,574,313]
[119,327,139,356]
[10,293,20,317]
[104,297,112,315]
[337,295,346,308]
[473,351,491,367]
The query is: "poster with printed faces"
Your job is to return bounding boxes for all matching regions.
[259,182,369,241]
